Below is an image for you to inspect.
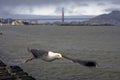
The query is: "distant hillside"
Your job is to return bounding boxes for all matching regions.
[84,11,120,26]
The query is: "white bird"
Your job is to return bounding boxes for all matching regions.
[25,48,64,63]
[25,48,97,67]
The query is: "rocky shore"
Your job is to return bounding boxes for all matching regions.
[0,60,36,80]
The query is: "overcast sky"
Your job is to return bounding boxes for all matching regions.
[0,0,120,17]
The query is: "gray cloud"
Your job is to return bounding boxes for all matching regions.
[111,0,120,4]
[0,0,120,17]
[1,0,120,7]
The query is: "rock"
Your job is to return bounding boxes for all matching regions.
[15,71,28,76]
[0,66,13,80]
[0,67,6,72]
[0,76,15,80]
[0,60,36,80]
[0,67,9,76]
[9,66,23,71]
[6,65,36,80]
[12,20,25,25]
[18,76,36,80]
[0,60,6,67]
[0,70,10,77]
[7,66,23,74]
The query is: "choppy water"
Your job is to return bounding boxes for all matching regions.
[0,25,120,80]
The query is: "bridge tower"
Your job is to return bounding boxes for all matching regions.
[62,8,64,24]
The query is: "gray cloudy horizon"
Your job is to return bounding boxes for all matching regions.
[0,0,120,17]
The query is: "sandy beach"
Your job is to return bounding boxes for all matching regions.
[0,25,120,80]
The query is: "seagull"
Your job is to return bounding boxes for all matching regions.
[25,48,64,63]
[25,48,97,67]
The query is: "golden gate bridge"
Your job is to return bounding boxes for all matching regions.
[15,8,90,24]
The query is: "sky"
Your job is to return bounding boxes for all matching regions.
[0,0,120,18]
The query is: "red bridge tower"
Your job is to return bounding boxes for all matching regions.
[62,8,64,24]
